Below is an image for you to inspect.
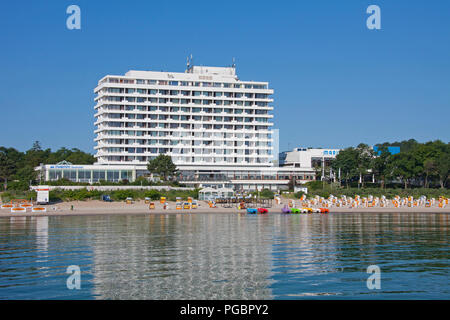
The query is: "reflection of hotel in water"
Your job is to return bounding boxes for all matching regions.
[88,214,274,299]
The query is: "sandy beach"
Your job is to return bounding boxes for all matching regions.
[0,199,449,217]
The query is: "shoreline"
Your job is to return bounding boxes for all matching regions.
[1,199,449,217]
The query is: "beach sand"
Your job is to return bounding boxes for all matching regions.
[0,199,449,217]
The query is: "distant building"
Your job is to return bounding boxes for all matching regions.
[373,146,401,155]
[279,148,340,169]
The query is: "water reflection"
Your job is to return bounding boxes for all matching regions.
[89,214,273,299]
[0,213,448,299]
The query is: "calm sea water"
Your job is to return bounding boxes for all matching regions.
[0,213,448,300]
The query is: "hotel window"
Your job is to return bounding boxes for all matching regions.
[107,170,120,181]
[93,170,105,181]
[169,81,178,86]
[214,100,223,105]
[192,107,201,113]
[170,90,179,95]
[193,91,201,96]
[193,99,201,104]
[148,80,157,84]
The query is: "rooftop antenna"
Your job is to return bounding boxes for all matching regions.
[232,57,236,68]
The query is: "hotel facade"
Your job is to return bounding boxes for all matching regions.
[39,63,316,191]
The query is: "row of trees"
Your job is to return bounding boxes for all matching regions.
[330,140,449,189]
[0,141,95,190]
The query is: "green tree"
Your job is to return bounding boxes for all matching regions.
[356,143,374,188]
[386,152,417,189]
[423,158,437,188]
[435,153,449,189]
[371,146,391,189]
[0,149,16,189]
[331,147,359,188]
[147,155,177,181]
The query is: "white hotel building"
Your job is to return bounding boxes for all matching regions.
[94,65,273,167]
[39,63,316,191]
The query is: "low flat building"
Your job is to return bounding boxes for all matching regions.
[36,161,138,184]
[279,148,340,168]
[36,161,315,191]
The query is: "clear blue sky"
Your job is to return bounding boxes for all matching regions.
[0,0,449,154]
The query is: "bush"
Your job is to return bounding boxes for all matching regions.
[144,189,161,200]
[294,191,305,199]
[304,181,323,191]
[259,189,274,199]
[7,180,29,192]
[112,189,136,201]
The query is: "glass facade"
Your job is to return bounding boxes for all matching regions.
[46,167,134,183]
